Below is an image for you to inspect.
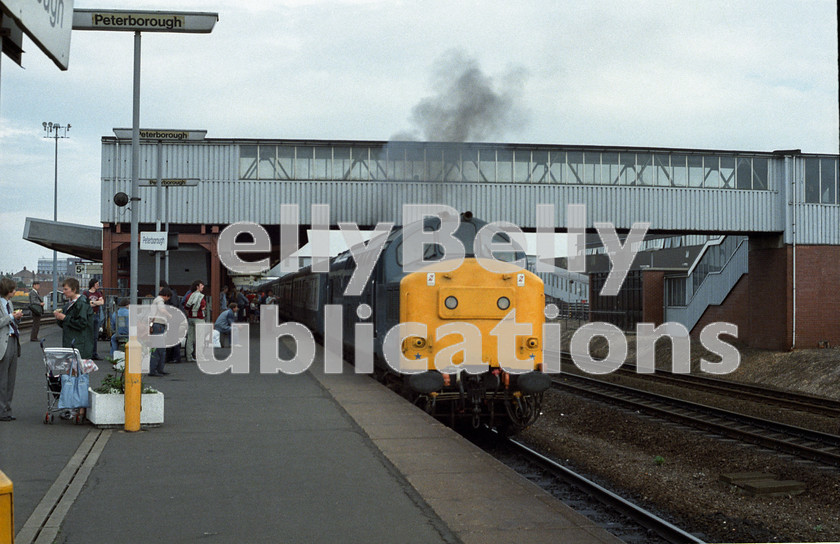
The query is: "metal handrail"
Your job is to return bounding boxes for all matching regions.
[666,235,747,308]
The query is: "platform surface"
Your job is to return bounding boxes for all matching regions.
[1,326,621,543]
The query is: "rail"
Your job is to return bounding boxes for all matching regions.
[552,373,840,467]
[18,316,57,330]
[505,437,706,544]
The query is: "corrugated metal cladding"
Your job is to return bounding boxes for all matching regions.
[791,204,840,245]
[100,140,838,242]
[101,177,783,233]
[101,142,237,182]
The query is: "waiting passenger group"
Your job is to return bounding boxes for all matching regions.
[1,277,276,422]
[18,277,266,375]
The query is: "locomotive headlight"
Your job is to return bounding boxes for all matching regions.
[444,296,458,310]
[526,337,539,349]
[403,336,427,351]
[497,296,511,310]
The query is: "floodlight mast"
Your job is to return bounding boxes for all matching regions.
[42,122,70,311]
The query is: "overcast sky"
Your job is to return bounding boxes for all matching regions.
[0,0,837,275]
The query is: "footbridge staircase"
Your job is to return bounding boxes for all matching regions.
[663,236,749,332]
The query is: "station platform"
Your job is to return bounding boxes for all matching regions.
[1,326,621,544]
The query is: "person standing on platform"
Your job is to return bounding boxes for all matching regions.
[28,281,45,342]
[236,288,248,323]
[160,280,182,364]
[148,287,172,376]
[54,278,94,359]
[1,277,23,421]
[83,279,105,360]
[219,284,229,315]
[110,297,130,357]
[184,280,206,362]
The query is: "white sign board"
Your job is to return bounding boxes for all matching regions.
[75,262,103,275]
[113,128,207,141]
[139,178,199,187]
[73,9,217,33]
[140,231,167,251]
[1,0,74,69]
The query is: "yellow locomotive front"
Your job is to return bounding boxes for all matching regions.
[398,258,550,431]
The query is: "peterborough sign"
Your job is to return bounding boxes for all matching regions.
[72,9,217,33]
[113,128,207,141]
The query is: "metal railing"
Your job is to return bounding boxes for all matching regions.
[664,236,749,331]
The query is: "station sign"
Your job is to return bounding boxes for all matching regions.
[113,128,207,141]
[1,0,74,69]
[1,14,24,66]
[73,9,217,33]
[139,178,199,187]
[140,231,168,251]
[75,262,103,275]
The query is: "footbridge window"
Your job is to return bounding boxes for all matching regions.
[804,157,839,204]
[237,143,777,190]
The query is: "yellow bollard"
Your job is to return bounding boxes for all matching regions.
[0,470,13,544]
[124,334,142,432]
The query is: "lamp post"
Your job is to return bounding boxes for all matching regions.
[42,122,70,311]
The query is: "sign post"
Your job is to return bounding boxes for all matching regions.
[75,10,217,433]
[117,127,205,291]
[138,175,200,289]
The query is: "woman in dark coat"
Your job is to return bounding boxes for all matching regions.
[54,278,95,358]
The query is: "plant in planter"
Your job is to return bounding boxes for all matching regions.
[93,365,158,395]
[88,357,164,427]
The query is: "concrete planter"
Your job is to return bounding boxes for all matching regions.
[87,388,164,427]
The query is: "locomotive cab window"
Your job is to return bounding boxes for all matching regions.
[474,231,526,263]
[395,241,444,267]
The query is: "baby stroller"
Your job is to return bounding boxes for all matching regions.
[41,341,93,424]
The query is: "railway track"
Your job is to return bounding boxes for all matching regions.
[470,429,705,544]
[550,350,840,418]
[18,316,57,330]
[552,373,840,468]
[610,362,840,418]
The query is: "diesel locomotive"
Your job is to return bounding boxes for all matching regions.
[265,212,550,431]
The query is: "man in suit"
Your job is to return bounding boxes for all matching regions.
[1,277,23,421]
[29,281,45,341]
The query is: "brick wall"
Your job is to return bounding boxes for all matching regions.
[747,246,792,350]
[692,274,750,341]
[642,270,665,325]
[667,244,839,350]
[791,246,840,348]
